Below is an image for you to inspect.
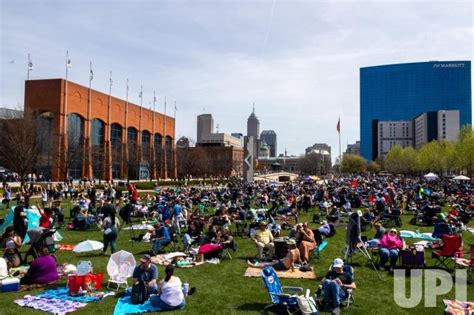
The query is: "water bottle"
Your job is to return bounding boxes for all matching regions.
[183,282,189,296]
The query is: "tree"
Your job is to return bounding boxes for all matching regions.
[341,154,366,174]
[454,125,474,178]
[367,160,381,173]
[0,113,40,186]
[384,145,417,175]
[297,153,322,175]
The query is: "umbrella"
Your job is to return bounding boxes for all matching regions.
[453,175,470,181]
[424,172,438,180]
[107,250,136,279]
[73,240,104,253]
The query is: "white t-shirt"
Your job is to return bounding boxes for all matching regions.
[160,277,184,307]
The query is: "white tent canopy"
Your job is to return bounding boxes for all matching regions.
[424,172,438,180]
[453,175,470,181]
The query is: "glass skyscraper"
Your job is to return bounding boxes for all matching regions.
[360,61,471,161]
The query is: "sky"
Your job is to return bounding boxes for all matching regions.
[1,0,473,160]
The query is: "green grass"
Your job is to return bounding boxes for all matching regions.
[0,200,472,315]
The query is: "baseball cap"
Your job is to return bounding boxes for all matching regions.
[333,258,344,268]
[140,254,152,263]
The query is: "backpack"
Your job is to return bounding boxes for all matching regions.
[131,278,149,304]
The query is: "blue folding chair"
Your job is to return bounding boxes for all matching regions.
[261,266,303,314]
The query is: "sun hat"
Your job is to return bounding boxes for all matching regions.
[286,239,296,246]
[333,258,344,268]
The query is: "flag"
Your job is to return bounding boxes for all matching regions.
[139,90,142,98]
[67,59,72,68]
[90,69,93,81]
[337,117,340,133]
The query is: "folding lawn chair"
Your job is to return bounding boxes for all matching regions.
[261,266,303,314]
[432,234,463,269]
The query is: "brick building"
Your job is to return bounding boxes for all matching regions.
[24,79,176,181]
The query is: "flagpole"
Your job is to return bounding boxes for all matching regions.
[88,61,92,137]
[139,85,143,132]
[338,116,342,167]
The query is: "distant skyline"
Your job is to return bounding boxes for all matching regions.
[1,0,473,159]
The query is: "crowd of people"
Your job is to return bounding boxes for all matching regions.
[0,173,472,314]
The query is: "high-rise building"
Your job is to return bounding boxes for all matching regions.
[414,110,460,148]
[345,141,360,156]
[377,120,413,159]
[247,109,260,139]
[360,61,472,161]
[260,130,277,157]
[197,114,214,143]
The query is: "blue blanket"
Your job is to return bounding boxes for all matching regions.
[37,286,112,303]
[113,295,185,315]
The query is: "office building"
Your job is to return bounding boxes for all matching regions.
[377,120,413,159]
[345,141,360,156]
[414,110,460,148]
[197,114,214,143]
[260,130,277,157]
[360,61,471,160]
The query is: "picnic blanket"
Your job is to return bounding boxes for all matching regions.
[123,224,154,230]
[37,286,114,303]
[244,265,316,279]
[399,230,439,241]
[151,252,188,266]
[443,299,474,315]
[14,295,87,314]
[113,295,185,315]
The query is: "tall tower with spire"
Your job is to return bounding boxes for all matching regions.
[247,104,260,140]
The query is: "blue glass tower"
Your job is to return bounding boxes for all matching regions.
[360,61,471,161]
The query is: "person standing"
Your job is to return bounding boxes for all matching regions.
[102,200,118,255]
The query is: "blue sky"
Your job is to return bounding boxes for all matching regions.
[1,0,473,158]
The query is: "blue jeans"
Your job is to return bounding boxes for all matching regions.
[182,234,192,252]
[149,294,185,310]
[379,248,399,269]
[103,227,118,254]
[152,239,170,254]
[322,279,348,308]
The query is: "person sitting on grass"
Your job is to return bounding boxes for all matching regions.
[20,247,58,285]
[1,226,22,269]
[247,239,302,272]
[320,258,356,315]
[150,264,186,310]
[132,254,158,294]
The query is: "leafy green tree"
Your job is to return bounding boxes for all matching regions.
[341,154,366,174]
[383,145,404,174]
[367,160,381,173]
[455,125,474,178]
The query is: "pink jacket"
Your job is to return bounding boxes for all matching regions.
[379,233,403,250]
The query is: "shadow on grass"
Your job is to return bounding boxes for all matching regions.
[236,302,267,312]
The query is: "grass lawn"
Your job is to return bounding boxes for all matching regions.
[0,199,472,315]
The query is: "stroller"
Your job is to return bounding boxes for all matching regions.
[24,228,57,263]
